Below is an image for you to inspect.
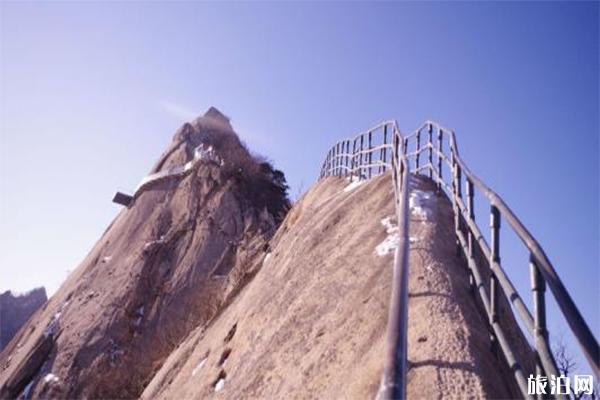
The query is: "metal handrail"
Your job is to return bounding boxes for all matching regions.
[415,121,599,380]
[320,121,411,399]
[318,119,599,399]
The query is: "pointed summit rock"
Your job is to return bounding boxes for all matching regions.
[204,106,230,122]
[188,106,233,133]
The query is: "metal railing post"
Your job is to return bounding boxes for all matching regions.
[339,142,343,176]
[334,143,339,176]
[399,152,405,190]
[331,144,335,176]
[346,140,350,177]
[368,131,373,179]
[529,254,563,397]
[394,132,400,202]
[382,125,388,174]
[467,178,476,291]
[340,142,344,177]
[342,141,346,177]
[335,142,342,176]
[360,134,364,180]
[416,130,421,171]
[351,139,357,180]
[453,153,462,257]
[490,205,501,355]
[428,123,433,179]
[342,141,346,176]
[437,128,443,191]
[531,255,547,380]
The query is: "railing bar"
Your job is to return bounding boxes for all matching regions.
[414,163,433,174]
[380,131,410,400]
[330,144,393,158]
[383,125,388,173]
[360,135,364,180]
[452,154,462,257]
[456,230,532,399]
[437,128,443,191]
[530,255,562,386]
[405,145,431,159]
[428,123,433,179]
[332,143,336,176]
[490,205,501,355]
[336,142,340,177]
[449,129,599,375]
[429,146,452,164]
[351,138,357,180]
[334,162,393,174]
[342,141,346,177]
[455,195,536,333]
[416,130,421,171]
[368,131,373,179]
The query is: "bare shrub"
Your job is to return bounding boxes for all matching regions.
[198,125,290,224]
[553,335,598,399]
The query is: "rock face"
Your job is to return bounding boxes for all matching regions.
[140,174,532,399]
[0,288,47,351]
[0,108,290,399]
[142,174,397,400]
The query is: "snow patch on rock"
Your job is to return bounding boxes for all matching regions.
[214,378,225,392]
[143,235,165,252]
[194,144,222,165]
[192,357,207,377]
[43,300,69,338]
[343,176,366,193]
[409,190,435,221]
[43,373,59,383]
[376,217,400,256]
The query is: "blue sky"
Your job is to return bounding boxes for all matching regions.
[0,1,597,375]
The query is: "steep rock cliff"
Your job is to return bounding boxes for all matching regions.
[0,108,289,399]
[141,174,532,399]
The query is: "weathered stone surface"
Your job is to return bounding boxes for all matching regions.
[0,108,289,399]
[141,174,533,399]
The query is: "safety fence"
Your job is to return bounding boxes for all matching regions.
[319,120,599,399]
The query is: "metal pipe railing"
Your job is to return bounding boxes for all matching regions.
[379,131,411,399]
[416,120,599,379]
[318,119,599,399]
[320,121,412,398]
